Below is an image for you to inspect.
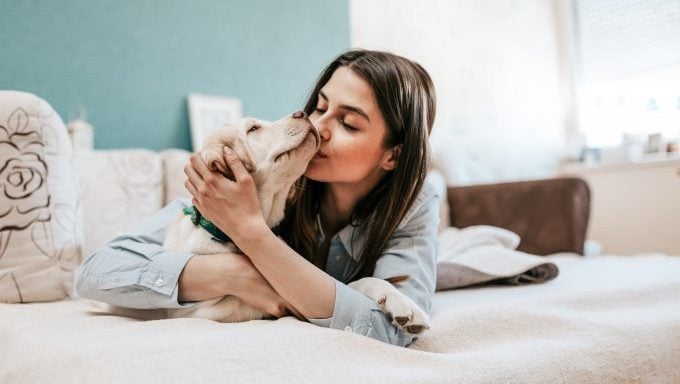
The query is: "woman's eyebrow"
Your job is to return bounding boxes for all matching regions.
[318,90,371,122]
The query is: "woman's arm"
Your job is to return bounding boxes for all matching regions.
[236,226,336,319]
[180,252,303,319]
[185,149,336,319]
[185,148,439,346]
[75,198,298,318]
[74,199,199,308]
[307,182,440,347]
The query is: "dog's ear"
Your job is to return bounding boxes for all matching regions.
[202,126,257,180]
[225,135,257,175]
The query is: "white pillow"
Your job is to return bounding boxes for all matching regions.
[0,91,82,303]
[160,148,192,205]
[75,149,164,258]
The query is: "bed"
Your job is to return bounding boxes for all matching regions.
[2,252,679,383]
[1,91,678,383]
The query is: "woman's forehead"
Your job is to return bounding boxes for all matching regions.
[321,67,379,118]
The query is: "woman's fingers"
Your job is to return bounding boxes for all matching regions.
[223,147,249,183]
[184,179,198,196]
[189,152,212,181]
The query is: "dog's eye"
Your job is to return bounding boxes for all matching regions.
[248,125,260,134]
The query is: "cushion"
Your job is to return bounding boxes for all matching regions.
[0,90,82,303]
[160,148,192,205]
[74,149,164,258]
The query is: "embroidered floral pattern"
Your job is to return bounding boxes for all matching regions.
[0,94,82,303]
[0,107,51,233]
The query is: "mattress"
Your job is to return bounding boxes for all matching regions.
[1,254,678,384]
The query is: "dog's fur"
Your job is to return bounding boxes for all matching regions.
[107,112,430,335]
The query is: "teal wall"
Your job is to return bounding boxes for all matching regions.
[0,0,349,150]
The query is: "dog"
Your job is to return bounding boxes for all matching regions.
[107,111,430,335]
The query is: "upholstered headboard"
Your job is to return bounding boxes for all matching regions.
[447,178,590,255]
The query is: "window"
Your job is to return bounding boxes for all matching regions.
[574,0,680,149]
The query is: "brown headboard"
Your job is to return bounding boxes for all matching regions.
[447,177,590,255]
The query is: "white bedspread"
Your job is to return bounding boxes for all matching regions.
[1,254,679,384]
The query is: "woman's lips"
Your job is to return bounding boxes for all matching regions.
[314,150,328,159]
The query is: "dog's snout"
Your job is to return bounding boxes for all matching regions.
[292,111,307,119]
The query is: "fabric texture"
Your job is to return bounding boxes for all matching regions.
[0,90,82,303]
[74,149,164,257]
[436,225,559,291]
[3,254,679,383]
[159,148,191,204]
[447,177,590,255]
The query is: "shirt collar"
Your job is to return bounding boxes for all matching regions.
[315,214,364,261]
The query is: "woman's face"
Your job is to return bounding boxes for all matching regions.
[305,66,395,185]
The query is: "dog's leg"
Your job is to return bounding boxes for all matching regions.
[349,277,430,335]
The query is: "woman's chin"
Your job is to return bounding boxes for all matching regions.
[303,164,325,181]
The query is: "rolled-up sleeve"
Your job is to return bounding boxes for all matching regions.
[309,183,440,347]
[73,198,196,309]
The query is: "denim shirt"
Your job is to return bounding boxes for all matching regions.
[74,180,440,347]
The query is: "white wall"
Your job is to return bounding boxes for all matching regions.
[350,0,570,185]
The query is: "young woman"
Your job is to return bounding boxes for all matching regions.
[75,49,439,347]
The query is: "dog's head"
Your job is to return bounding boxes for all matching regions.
[200,111,320,226]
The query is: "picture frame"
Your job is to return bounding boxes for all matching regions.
[187,93,243,151]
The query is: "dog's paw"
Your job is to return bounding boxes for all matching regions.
[377,292,431,335]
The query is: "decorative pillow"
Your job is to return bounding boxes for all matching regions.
[160,148,192,205]
[74,149,164,258]
[0,91,82,303]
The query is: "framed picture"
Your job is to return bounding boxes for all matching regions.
[187,93,243,151]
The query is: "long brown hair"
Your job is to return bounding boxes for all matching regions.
[278,49,436,282]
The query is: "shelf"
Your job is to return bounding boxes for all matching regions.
[561,155,680,175]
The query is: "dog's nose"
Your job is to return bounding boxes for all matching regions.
[292,111,307,119]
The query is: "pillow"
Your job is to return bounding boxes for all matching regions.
[160,148,192,205]
[436,226,559,291]
[0,91,82,303]
[74,149,164,258]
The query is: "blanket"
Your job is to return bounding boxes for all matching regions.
[1,254,679,383]
[436,225,559,290]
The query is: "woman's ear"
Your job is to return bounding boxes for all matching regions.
[380,145,401,171]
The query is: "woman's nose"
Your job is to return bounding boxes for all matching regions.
[312,115,331,141]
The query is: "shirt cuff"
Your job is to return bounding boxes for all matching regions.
[307,279,415,347]
[138,250,194,308]
[307,279,374,333]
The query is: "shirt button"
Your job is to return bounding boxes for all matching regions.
[335,255,341,262]
[344,326,352,332]
[155,277,165,287]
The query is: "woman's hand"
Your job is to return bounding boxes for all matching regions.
[228,254,304,320]
[184,148,267,244]
[178,252,303,320]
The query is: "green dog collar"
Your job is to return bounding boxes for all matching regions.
[182,206,231,243]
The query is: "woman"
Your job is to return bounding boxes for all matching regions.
[75,49,439,347]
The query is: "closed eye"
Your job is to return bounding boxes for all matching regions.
[341,120,358,131]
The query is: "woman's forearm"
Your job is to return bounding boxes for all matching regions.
[235,226,336,319]
[178,253,241,302]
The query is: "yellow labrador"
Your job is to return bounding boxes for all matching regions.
[110,111,429,335]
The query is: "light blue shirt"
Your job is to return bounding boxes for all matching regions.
[74,181,439,347]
